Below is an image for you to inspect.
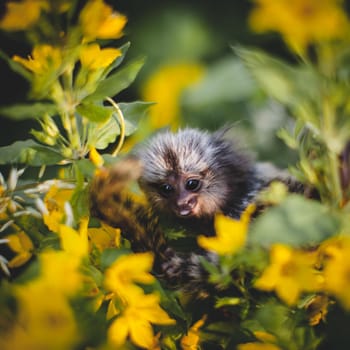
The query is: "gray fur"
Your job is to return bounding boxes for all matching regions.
[136,128,259,222]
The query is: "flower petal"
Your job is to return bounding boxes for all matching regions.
[108,315,129,347]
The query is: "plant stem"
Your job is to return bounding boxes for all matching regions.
[322,96,343,207]
[106,97,126,157]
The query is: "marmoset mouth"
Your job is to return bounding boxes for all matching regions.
[178,208,192,217]
[175,204,201,217]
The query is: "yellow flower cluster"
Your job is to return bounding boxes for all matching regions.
[255,235,350,310]
[2,0,129,160]
[0,0,126,39]
[9,0,126,79]
[1,227,87,350]
[321,235,350,309]
[104,252,176,349]
[13,45,62,75]
[198,204,255,256]
[255,244,323,305]
[196,197,350,338]
[79,44,121,71]
[79,0,127,42]
[141,63,205,129]
[249,0,349,55]
[1,279,79,350]
[3,180,175,349]
[0,0,47,31]
[6,230,33,268]
[42,182,74,232]
[180,315,207,350]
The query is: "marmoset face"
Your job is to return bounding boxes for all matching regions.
[138,129,231,219]
[157,173,202,217]
[141,173,228,219]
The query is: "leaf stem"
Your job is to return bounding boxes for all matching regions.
[105,97,126,157]
[322,96,343,207]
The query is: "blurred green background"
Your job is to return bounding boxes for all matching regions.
[0,0,297,166]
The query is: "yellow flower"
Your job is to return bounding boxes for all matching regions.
[7,231,34,268]
[106,296,120,320]
[255,244,323,305]
[80,44,122,70]
[141,63,205,129]
[253,331,277,344]
[1,247,83,349]
[88,222,121,251]
[180,315,207,350]
[39,250,83,296]
[249,0,349,54]
[0,0,47,31]
[49,0,73,13]
[58,218,89,258]
[6,280,79,350]
[42,183,73,232]
[237,343,281,350]
[237,332,281,350]
[108,292,175,349]
[321,235,350,309]
[197,204,254,256]
[13,44,62,75]
[79,0,127,41]
[104,252,155,298]
[89,146,105,167]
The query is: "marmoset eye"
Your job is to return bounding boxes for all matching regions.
[159,183,174,196]
[185,179,201,192]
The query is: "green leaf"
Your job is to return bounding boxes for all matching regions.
[40,234,61,251]
[14,260,41,284]
[70,186,90,219]
[255,300,291,339]
[102,41,131,78]
[0,140,64,166]
[84,57,145,102]
[235,46,320,108]
[249,194,339,247]
[89,117,120,150]
[183,57,257,109]
[75,159,96,179]
[69,161,90,220]
[199,255,220,275]
[152,281,188,323]
[277,127,299,150]
[254,300,322,349]
[16,214,50,245]
[77,102,112,123]
[0,50,32,81]
[118,101,154,124]
[85,264,104,287]
[100,248,131,271]
[0,103,58,120]
[115,101,154,137]
[215,297,242,308]
[87,101,152,150]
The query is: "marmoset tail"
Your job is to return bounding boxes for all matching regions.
[89,158,177,281]
[89,157,214,290]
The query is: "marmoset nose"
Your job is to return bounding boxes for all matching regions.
[176,196,197,216]
[177,196,196,208]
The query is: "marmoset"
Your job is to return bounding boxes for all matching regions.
[137,128,257,230]
[90,127,305,292]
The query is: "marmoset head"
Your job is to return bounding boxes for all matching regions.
[137,128,253,219]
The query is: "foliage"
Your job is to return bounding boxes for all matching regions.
[1,0,350,349]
